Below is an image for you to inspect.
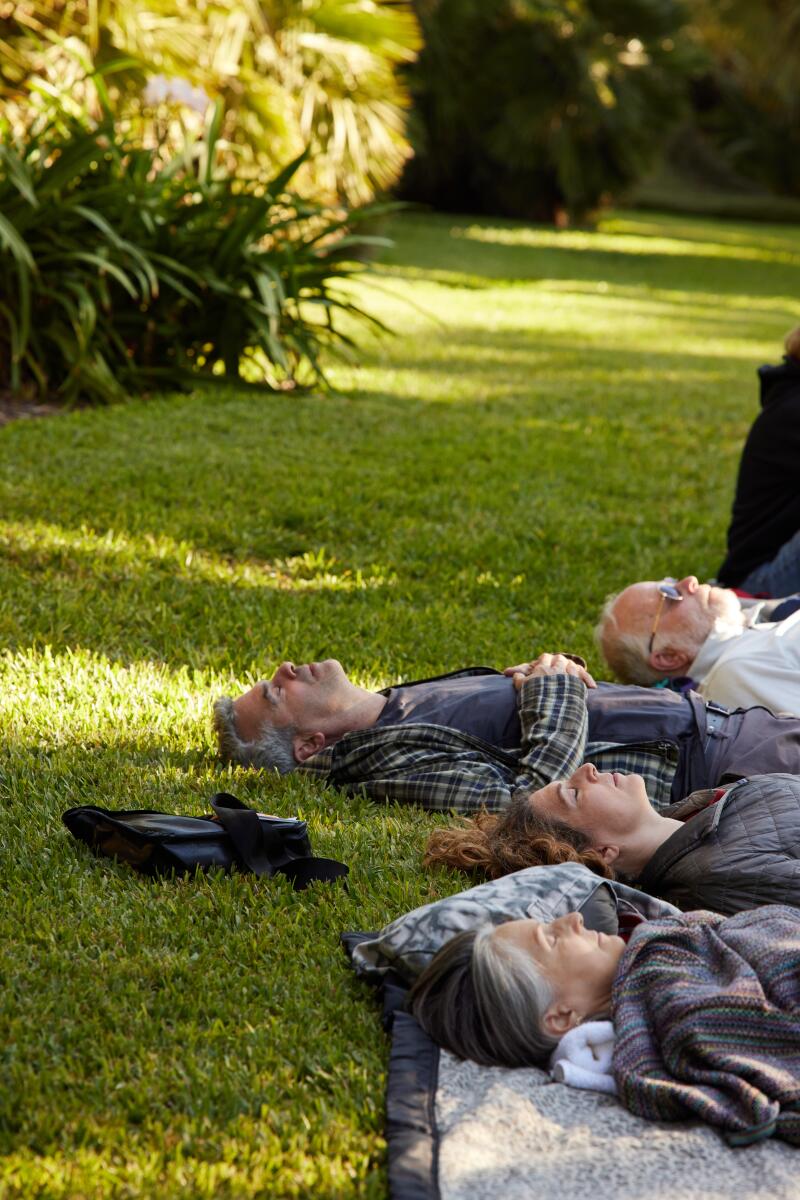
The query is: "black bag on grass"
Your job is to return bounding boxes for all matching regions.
[62,792,348,890]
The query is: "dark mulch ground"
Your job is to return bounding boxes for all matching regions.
[0,391,73,427]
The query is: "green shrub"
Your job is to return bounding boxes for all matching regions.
[0,103,392,406]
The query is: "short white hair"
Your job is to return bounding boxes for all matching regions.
[212,695,298,774]
[595,591,662,685]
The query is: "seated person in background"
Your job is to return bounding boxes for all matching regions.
[596,574,800,713]
[215,654,800,813]
[426,766,800,916]
[717,324,800,597]
[410,901,800,1146]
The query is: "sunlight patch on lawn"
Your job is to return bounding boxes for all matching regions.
[455,223,800,267]
[0,520,396,594]
[603,213,800,254]
[352,271,800,334]
[0,1135,380,1198]
[541,279,800,320]
[343,274,795,359]
[0,643,206,746]
[0,643,393,750]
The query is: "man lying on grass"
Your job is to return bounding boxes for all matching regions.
[597,574,800,714]
[214,653,800,814]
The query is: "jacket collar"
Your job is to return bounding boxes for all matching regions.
[636,782,743,888]
[688,624,747,681]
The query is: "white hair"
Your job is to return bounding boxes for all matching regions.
[473,923,561,1062]
[212,695,298,774]
[595,592,662,685]
[410,922,560,1067]
[597,585,746,685]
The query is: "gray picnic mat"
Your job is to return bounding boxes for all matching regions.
[435,1052,800,1200]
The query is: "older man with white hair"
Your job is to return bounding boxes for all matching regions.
[597,576,800,712]
[598,324,800,713]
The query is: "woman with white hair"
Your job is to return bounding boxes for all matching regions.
[410,901,800,1146]
[409,909,623,1067]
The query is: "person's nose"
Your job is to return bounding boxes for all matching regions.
[571,762,598,786]
[552,911,584,934]
[275,661,296,682]
[678,575,698,594]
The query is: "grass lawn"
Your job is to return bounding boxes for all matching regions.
[2,208,799,1198]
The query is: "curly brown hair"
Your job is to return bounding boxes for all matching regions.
[424,791,614,881]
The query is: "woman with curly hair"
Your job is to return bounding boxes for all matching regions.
[425,764,800,917]
[424,786,615,881]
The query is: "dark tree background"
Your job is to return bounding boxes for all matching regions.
[400,0,800,222]
[400,0,695,222]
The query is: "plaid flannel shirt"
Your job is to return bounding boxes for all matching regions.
[301,670,679,813]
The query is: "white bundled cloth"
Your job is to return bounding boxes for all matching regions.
[549,1021,617,1096]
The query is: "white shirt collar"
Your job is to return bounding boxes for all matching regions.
[688,621,747,680]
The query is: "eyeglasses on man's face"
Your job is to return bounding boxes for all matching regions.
[647,578,683,655]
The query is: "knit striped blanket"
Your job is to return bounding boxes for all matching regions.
[612,906,800,1146]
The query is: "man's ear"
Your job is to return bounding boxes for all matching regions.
[293,731,326,763]
[542,1003,582,1039]
[649,646,690,675]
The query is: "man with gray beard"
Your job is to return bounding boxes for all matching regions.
[215,650,800,816]
[596,575,800,714]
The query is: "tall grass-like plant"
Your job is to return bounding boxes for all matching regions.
[0,100,392,406]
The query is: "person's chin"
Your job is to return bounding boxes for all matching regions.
[309,660,341,689]
[711,589,743,625]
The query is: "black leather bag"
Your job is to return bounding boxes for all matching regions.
[62,792,348,890]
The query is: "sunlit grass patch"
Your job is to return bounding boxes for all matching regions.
[0,520,396,593]
[458,220,800,266]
